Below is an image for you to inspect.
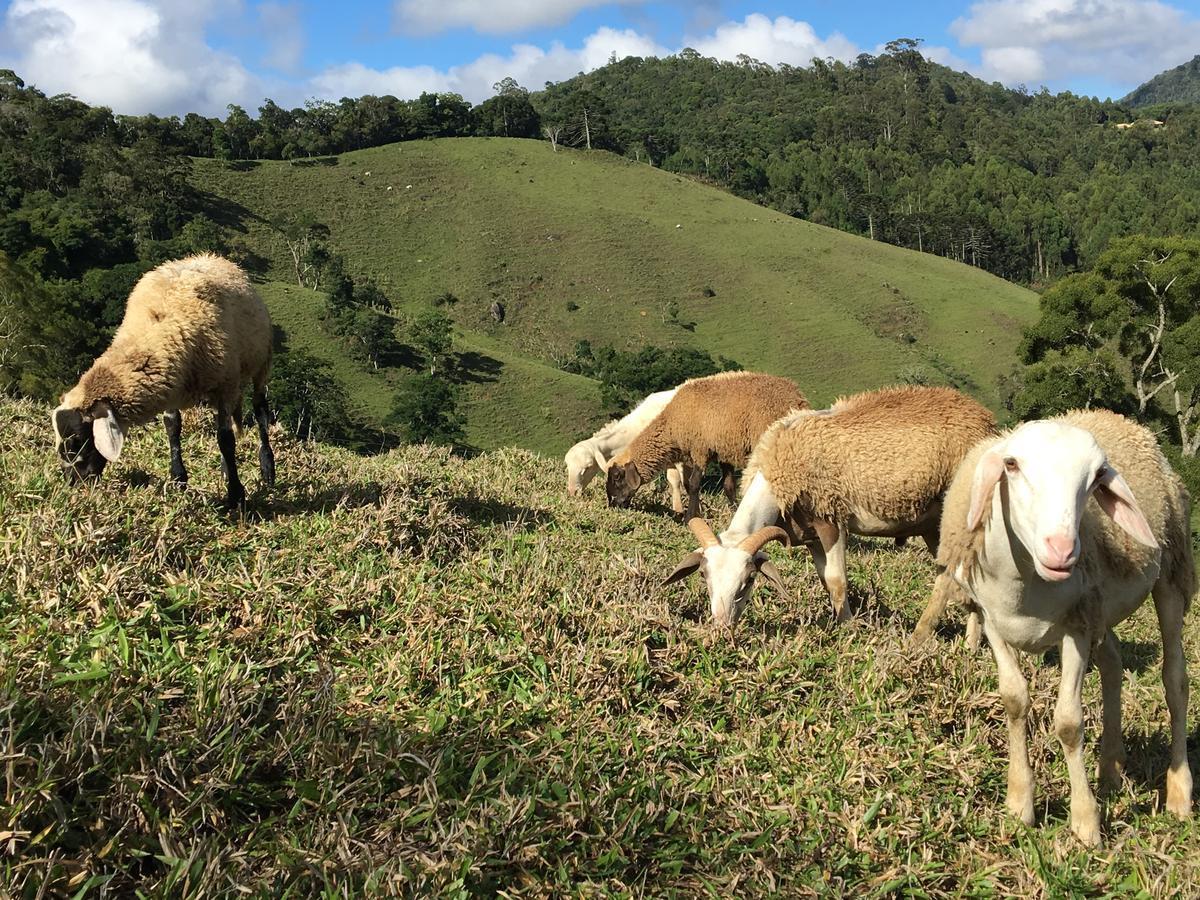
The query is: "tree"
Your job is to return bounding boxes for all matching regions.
[341,306,395,369]
[388,373,465,445]
[1016,236,1200,453]
[273,214,329,288]
[407,310,454,374]
[269,348,352,442]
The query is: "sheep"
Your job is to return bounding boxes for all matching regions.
[605,371,809,520]
[922,409,1193,847]
[664,386,995,626]
[51,253,275,509]
[564,388,686,512]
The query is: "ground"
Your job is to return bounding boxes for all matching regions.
[3,398,1199,896]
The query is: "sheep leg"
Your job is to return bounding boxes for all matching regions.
[811,519,849,622]
[253,390,276,489]
[162,410,187,485]
[911,570,954,645]
[682,463,703,521]
[1095,629,1127,791]
[215,405,246,509]
[1153,581,1194,818]
[719,463,737,507]
[986,622,1035,827]
[666,464,685,514]
[1055,632,1102,846]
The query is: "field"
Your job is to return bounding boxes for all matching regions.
[4,397,1200,896]
[194,139,1039,454]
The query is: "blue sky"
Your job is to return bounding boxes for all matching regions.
[2,0,1199,116]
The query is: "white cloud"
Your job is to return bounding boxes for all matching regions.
[259,1,305,74]
[685,14,859,66]
[310,27,668,102]
[394,0,647,35]
[0,0,257,115]
[950,0,1200,87]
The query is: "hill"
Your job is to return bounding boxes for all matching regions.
[4,395,1200,894]
[195,138,1038,454]
[1124,55,1200,106]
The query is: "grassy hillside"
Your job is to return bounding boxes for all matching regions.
[195,138,1038,453]
[4,397,1199,895]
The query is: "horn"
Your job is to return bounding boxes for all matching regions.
[687,517,719,548]
[738,526,789,555]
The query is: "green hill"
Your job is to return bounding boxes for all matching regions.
[4,396,1199,894]
[1123,55,1200,107]
[194,138,1038,454]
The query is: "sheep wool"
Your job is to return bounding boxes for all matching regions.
[611,371,809,479]
[61,253,272,426]
[747,385,996,525]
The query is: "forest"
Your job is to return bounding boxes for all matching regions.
[2,44,1200,457]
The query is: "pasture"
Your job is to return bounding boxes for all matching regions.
[3,397,1199,896]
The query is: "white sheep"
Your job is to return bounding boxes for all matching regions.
[52,254,275,509]
[932,409,1193,846]
[564,389,685,512]
[665,386,995,626]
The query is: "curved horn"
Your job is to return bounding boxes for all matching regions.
[687,517,719,548]
[738,526,789,555]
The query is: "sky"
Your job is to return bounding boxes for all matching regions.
[1,0,1199,117]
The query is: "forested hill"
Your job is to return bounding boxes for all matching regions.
[534,47,1200,283]
[1123,55,1200,107]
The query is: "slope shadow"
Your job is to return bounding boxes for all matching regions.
[448,351,503,385]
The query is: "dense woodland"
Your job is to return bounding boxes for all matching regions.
[2,48,1200,460]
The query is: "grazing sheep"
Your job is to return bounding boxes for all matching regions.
[605,371,809,520]
[52,253,275,509]
[665,386,995,626]
[926,409,1193,847]
[564,388,686,511]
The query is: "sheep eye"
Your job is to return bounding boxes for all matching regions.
[1003,456,1019,474]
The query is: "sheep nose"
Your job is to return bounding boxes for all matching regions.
[1043,533,1077,569]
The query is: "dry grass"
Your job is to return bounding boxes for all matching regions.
[2,396,1199,896]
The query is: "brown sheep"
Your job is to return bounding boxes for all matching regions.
[666,386,995,625]
[52,253,274,509]
[606,371,809,519]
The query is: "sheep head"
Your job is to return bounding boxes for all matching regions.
[663,518,793,626]
[51,401,124,483]
[605,461,643,508]
[565,441,609,496]
[967,420,1157,583]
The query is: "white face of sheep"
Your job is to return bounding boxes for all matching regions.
[663,519,794,627]
[564,442,608,496]
[967,421,1159,583]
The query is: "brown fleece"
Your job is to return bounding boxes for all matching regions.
[610,371,809,481]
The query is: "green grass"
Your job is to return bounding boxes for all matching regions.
[195,139,1038,454]
[4,396,1199,895]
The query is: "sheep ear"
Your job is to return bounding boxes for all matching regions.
[755,558,796,604]
[967,449,1005,531]
[662,550,704,586]
[1095,468,1158,548]
[592,447,610,472]
[91,404,125,461]
[52,405,82,444]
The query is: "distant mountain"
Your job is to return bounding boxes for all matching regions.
[1123,55,1200,106]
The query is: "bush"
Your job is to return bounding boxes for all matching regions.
[388,373,465,445]
[270,348,352,442]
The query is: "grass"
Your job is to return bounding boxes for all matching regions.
[259,282,599,455]
[4,395,1200,896]
[195,139,1038,454]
